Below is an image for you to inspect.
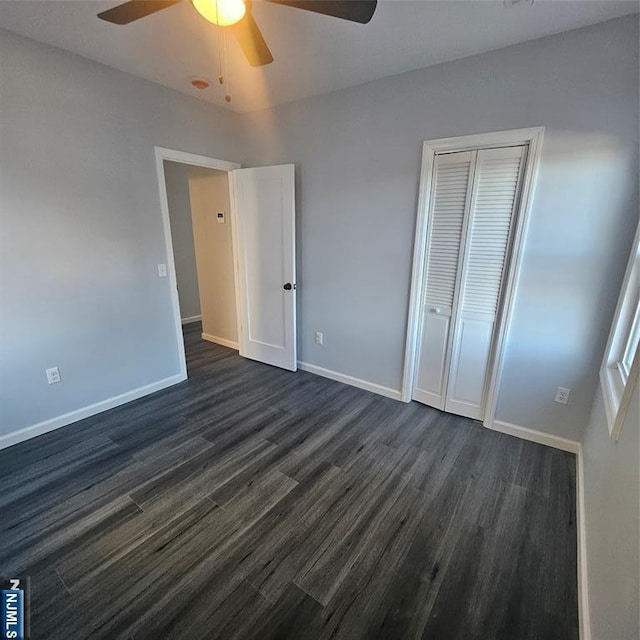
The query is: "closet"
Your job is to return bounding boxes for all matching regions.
[412,144,527,419]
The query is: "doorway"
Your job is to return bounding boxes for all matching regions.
[164,161,239,350]
[155,148,241,380]
[155,147,298,379]
[401,128,545,428]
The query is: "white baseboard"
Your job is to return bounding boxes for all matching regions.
[488,419,580,453]
[489,419,588,638]
[201,333,239,350]
[297,361,402,401]
[0,374,186,451]
[576,444,591,640]
[181,315,202,325]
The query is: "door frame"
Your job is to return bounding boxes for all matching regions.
[154,146,241,379]
[401,127,545,428]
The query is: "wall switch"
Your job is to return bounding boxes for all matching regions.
[46,367,61,385]
[555,387,571,404]
[157,263,167,278]
[315,331,323,345]
[216,211,225,224]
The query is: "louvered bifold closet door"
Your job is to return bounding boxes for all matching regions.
[444,145,526,419]
[413,151,475,408]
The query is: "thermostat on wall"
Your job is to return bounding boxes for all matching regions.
[216,211,225,224]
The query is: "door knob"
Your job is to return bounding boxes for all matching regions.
[283,283,295,290]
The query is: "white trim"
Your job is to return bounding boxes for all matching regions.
[297,361,402,401]
[600,351,640,442]
[412,127,546,153]
[228,172,247,358]
[201,332,239,350]
[181,314,202,325]
[155,147,241,172]
[599,219,640,440]
[489,417,591,640]
[488,419,580,454]
[154,147,241,382]
[480,133,543,427]
[0,374,185,451]
[401,127,545,432]
[576,444,592,640]
[401,140,437,403]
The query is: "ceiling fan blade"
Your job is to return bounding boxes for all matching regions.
[229,12,274,67]
[266,0,377,24]
[97,0,183,25]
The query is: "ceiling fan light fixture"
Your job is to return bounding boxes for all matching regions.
[192,0,246,26]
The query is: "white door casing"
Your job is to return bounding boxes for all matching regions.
[231,164,297,371]
[410,140,532,420]
[155,147,241,381]
[402,128,544,428]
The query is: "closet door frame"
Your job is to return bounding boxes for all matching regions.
[401,127,545,429]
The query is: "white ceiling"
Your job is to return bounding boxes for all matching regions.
[0,0,637,112]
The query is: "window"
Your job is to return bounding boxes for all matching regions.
[600,221,640,440]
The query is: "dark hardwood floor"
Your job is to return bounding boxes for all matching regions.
[0,322,578,639]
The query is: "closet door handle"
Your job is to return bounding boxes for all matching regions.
[431,307,442,315]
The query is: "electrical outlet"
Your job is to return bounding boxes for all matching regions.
[555,387,570,404]
[46,367,61,385]
[157,263,167,278]
[315,331,323,345]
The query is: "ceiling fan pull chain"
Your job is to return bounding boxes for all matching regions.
[217,1,225,87]
[222,28,232,102]
[214,1,231,103]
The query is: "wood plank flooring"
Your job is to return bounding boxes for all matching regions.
[0,323,579,639]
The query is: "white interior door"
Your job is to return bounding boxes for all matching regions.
[413,151,475,408]
[413,145,526,419]
[445,146,526,418]
[232,164,297,371]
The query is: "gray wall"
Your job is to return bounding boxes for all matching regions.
[188,167,238,344]
[242,15,639,441]
[582,383,639,639]
[163,161,201,321]
[0,29,243,436]
[2,16,636,444]
[1,17,638,636]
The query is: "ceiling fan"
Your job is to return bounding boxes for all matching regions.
[97,0,378,67]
